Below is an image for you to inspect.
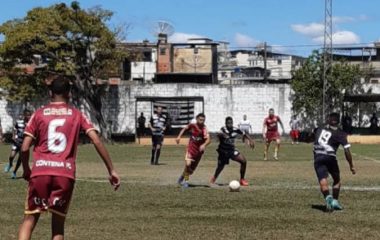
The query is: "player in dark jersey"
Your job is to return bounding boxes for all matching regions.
[176,113,211,188]
[310,113,356,211]
[17,76,120,240]
[4,109,32,179]
[263,108,285,160]
[210,117,255,186]
[149,107,167,165]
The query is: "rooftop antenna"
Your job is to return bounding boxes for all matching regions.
[323,0,333,123]
[151,20,175,38]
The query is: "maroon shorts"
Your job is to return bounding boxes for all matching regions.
[25,176,75,217]
[266,131,280,142]
[290,130,300,139]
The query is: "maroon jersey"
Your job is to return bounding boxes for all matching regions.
[264,116,281,132]
[24,102,96,180]
[188,123,209,147]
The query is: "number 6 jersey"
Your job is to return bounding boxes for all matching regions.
[313,126,351,158]
[24,102,96,180]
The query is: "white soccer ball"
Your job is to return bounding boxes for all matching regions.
[229,180,240,192]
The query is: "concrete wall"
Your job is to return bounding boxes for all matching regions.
[102,83,293,134]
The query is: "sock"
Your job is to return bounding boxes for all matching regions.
[183,170,190,181]
[332,187,340,200]
[154,149,161,164]
[322,190,330,198]
[274,146,279,158]
[150,149,155,164]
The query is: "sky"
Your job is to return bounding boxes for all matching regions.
[0,0,379,55]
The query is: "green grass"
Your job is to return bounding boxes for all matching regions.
[1,142,380,239]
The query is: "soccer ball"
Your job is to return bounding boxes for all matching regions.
[229,180,240,192]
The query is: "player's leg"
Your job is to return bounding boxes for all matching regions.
[232,152,248,186]
[4,147,17,172]
[264,140,270,161]
[154,143,162,165]
[51,213,65,240]
[18,213,41,240]
[314,161,333,211]
[150,136,158,165]
[211,151,227,184]
[329,161,343,210]
[274,137,281,160]
[13,152,22,179]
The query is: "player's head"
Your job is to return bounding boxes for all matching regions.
[243,114,247,120]
[269,108,275,117]
[49,75,71,100]
[293,115,297,119]
[140,112,144,116]
[23,109,32,121]
[156,107,163,115]
[225,116,233,128]
[328,112,340,126]
[196,113,206,126]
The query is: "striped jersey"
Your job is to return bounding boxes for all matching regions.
[218,126,244,151]
[150,113,167,136]
[313,126,350,158]
[14,119,26,143]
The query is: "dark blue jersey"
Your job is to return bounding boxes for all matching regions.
[218,126,244,151]
[313,126,350,158]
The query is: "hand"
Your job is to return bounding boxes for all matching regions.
[199,144,206,153]
[176,138,181,144]
[350,167,356,175]
[109,170,121,191]
[262,134,266,140]
[23,167,31,181]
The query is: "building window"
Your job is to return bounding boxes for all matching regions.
[142,51,152,61]
[277,59,282,65]
[160,48,166,55]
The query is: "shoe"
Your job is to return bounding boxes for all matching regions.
[11,172,16,179]
[240,179,249,186]
[182,181,189,188]
[4,164,12,173]
[177,175,184,185]
[264,157,268,161]
[325,195,334,212]
[273,156,279,161]
[332,199,343,210]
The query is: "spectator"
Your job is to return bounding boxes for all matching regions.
[137,112,146,137]
[342,113,353,135]
[370,112,378,134]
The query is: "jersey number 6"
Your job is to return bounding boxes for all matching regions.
[48,119,67,153]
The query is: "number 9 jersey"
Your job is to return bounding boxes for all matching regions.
[24,102,96,180]
[313,126,351,158]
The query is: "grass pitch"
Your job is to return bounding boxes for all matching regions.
[1,141,380,240]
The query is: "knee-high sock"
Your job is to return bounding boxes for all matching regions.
[213,164,225,180]
[154,149,161,164]
[151,148,156,164]
[240,161,247,179]
[14,156,22,174]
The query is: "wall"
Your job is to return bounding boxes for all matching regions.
[102,83,293,134]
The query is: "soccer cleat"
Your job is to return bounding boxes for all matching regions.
[332,199,343,210]
[210,176,216,184]
[11,172,17,179]
[177,175,184,185]
[273,155,279,161]
[182,181,189,188]
[325,195,334,212]
[4,164,12,173]
[240,179,249,186]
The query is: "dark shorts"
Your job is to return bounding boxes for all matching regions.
[152,135,164,146]
[11,142,22,152]
[314,155,340,182]
[25,176,75,217]
[217,149,240,165]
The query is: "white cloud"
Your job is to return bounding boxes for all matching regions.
[234,33,259,47]
[169,32,204,43]
[332,16,356,24]
[312,31,361,44]
[291,23,324,38]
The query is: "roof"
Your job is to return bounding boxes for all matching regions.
[343,94,380,102]
[135,96,204,102]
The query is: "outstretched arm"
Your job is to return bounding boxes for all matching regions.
[87,130,120,191]
[176,124,190,144]
[344,148,356,174]
[20,136,34,181]
[278,119,285,134]
[262,122,267,139]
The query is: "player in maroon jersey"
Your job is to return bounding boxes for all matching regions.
[18,76,120,240]
[176,113,211,188]
[262,108,285,160]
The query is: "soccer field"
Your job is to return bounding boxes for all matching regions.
[1,142,380,240]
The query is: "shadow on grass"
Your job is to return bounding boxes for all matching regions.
[311,204,327,212]
[188,183,211,188]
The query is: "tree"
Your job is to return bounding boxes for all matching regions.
[291,50,371,128]
[0,1,126,139]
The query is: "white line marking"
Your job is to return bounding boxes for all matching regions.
[352,152,380,164]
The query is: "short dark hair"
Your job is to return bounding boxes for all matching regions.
[269,108,274,111]
[225,116,233,124]
[329,112,340,125]
[23,109,32,115]
[196,113,205,119]
[50,75,71,95]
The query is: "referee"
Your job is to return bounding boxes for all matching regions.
[149,106,167,165]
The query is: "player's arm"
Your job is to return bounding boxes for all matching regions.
[20,135,34,181]
[242,131,255,149]
[176,124,190,144]
[262,121,267,139]
[148,117,155,131]
[87,130,121,191]
[278,118,285,134]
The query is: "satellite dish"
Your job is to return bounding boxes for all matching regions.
[151,20,175,37]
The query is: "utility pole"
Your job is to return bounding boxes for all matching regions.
[323,0,333,123]
[263,42,268,82]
